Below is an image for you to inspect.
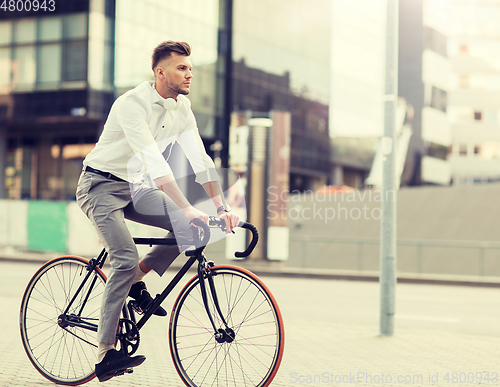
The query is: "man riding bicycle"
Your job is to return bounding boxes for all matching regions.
[76,41,239,382]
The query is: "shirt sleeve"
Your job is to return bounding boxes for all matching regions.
[177,109,220,185]
[116,93,173,181]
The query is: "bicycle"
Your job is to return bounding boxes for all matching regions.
[19,217,284,386]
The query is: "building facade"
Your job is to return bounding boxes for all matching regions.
[231,0,332,192]
[0,0,229,200]
[398,0,452,186]
[447,0,500,185]
[0,0,332,200]
[0,0,115,200]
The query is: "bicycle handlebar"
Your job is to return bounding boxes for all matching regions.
[234,222,259,258]
[189,217,259,258]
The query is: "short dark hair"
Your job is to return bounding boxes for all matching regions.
[151,41,191,71]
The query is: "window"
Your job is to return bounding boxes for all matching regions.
[459,144,467,156]
[459,75,468,87]
[13,19,36,44]
[38,17,62,42]
[424,85,447,112]
[426,143,449,160]
[13,46,36,88]
[474,145,481,155]
[38,44,61,84]
[63,41,87,82]
[0,21,12,45]
[64,13,87,39]
[474,111,482,121]
[0,48,11,90]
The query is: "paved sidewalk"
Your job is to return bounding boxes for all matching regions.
[6,321,500,386]
[3,260,500,387]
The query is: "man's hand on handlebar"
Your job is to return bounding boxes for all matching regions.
[218,211,240,234]
[183,206,209,225]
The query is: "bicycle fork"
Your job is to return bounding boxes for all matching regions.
[198,262,235,343]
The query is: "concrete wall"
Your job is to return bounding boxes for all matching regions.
[0,199,235,264]
[286,183,500,277]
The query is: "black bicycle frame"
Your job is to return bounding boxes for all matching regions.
[131,237,227,334]
[61,236,227,337]
[61,218,259,338]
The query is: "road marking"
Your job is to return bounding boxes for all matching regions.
[396,314,460,323]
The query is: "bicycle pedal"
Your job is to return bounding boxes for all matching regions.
[113,368,133,377]
[129,300,144,315]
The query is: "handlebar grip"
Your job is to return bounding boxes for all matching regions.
[189,218,210,247]
[234,222,259,258]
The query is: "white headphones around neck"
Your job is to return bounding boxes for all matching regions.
[163,98,181,111]
[153,83,182,111]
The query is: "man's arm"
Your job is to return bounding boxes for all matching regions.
[202,181,225,211]
[202,181,240,233]
[155,175,208,223]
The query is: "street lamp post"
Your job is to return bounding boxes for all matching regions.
[380,0,399,337]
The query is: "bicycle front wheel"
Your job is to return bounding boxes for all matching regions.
[169,265,284,387]
[20,256,107,386]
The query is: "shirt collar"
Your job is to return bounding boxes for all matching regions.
[150,81,165,107]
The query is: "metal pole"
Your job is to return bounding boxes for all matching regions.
[380,0,399,337]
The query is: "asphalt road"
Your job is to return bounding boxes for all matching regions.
[2,260,500,386]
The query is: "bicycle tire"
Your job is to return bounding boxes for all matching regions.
[169,265,284,387]
[20,256,107,386]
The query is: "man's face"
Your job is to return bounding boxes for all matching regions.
[156,53,193,98]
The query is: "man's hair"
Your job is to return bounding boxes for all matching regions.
[151,41,191,71]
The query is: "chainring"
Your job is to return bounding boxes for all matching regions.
[117,318,140,356]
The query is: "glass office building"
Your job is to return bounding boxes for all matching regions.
[232,0,332,191]
[0,0,224,200]
[0,0,332,199]
[0,0,115,200]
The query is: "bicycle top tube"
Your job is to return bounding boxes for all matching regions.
[132,216,258,259]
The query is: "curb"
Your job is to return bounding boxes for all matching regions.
[4,252,500,288]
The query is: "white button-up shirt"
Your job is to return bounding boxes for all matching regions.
[83,81,219,186]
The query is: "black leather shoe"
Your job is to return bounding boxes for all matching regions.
[128,281,167,317]
[95,349,145,382]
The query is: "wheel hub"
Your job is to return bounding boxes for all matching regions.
[57,314,68,328]
[214,327,235,343]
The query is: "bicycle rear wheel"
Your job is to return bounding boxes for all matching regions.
[20,256,107,386]
[169,265,284,387]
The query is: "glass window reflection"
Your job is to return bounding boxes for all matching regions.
[63,41,87,81]
[13,46,36,89]
[14,19,36,44]
[0,47,11,91]
[0,21,12,45]
[64,14,88,39]
[38,44,61,84]
[39,17,62,42]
